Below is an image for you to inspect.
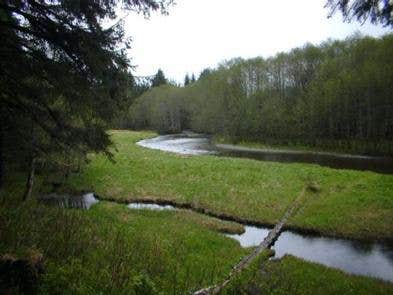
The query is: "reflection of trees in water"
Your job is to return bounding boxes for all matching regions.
[39,194,91,209]
[217,149,393,173]
[348,239,374,254]
[380,245,393,263]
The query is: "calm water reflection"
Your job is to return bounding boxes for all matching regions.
[226,227,393,282]
[137,133,393,174]
[129,201,393,282]
[128,203,175,210]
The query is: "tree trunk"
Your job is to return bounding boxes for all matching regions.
[23,125,37,201]
[22,155,36,201]
[0,127,4,189]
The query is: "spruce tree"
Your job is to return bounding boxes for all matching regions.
[326,0,393,26]
[152,69,167,87]
[184,74,190,86]
[0,0,172,197]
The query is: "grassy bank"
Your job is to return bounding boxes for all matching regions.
[223,253,393,294]
[68,130,393,241]
[1,131,393,293]
[2,197,391,293]
[0,193,247,293]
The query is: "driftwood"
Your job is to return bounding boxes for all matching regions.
[193,188,306,295]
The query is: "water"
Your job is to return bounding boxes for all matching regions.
[137,133,216,155]
[273,232,393,282]
[128,202,175,210]
[129,201,393,282]
[137,133,393,174]
[225,226,269,247]
[217,144,393,174]
[227,227,393,282]
[39,192,99,209]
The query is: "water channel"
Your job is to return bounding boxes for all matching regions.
[39,133,393,282]
[135,132,393,282]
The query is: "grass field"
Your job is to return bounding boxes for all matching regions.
[2,130,393,293]
[68,130,393,241]
[0,194,247,294]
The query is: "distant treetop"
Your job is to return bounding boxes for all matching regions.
[199,68,212,80]
[152,69,167,87]
[184,73,190,86]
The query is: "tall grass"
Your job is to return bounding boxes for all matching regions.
[0,198,246,294]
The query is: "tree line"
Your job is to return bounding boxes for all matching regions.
[126,34,393,156]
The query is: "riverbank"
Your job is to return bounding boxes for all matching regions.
[68,130,393,242]
[1,193,392,293]
[0,190,246,293]
[213,136,393,158]
[223,253,393,294]
[1,130,393,293]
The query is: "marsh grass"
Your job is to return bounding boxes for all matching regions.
[0,193,247,294]
[68,130,393,241]
[2,130,393,293]
[223,254,393,294]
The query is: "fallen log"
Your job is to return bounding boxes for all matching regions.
[193,188,306,295]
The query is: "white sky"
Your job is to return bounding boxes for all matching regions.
[124,0,390,82]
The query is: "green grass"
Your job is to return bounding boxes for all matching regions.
[1,131,393,293]
[0,196,247,294]
[68,130,393,241]
[223,253,393,294]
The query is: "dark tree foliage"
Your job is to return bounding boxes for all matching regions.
[151,69,167,87]
[326,0,393,26]
[184,73,190,86]
[190,73,196,83]
[198,68,212,80]
[0,0,172,192]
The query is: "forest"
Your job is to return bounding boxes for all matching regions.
[126,34,393,156]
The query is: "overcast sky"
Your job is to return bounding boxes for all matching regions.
[124,0,390,82]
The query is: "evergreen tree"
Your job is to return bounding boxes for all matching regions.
[0,0,172,196]
[184,73,190,86]
[199,68,212,80]
[152,69,168,87]
[326,0,393,26]
[191,73,196,83]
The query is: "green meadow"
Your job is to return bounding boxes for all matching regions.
[1,130,392,293]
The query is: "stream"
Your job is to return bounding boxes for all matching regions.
[39,133,393,283]
[126,202,393,283]
[41,194,393,282]
[135,133,393,282]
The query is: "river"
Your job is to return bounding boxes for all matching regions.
[137,132,393,174]
[135,132,393,282]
